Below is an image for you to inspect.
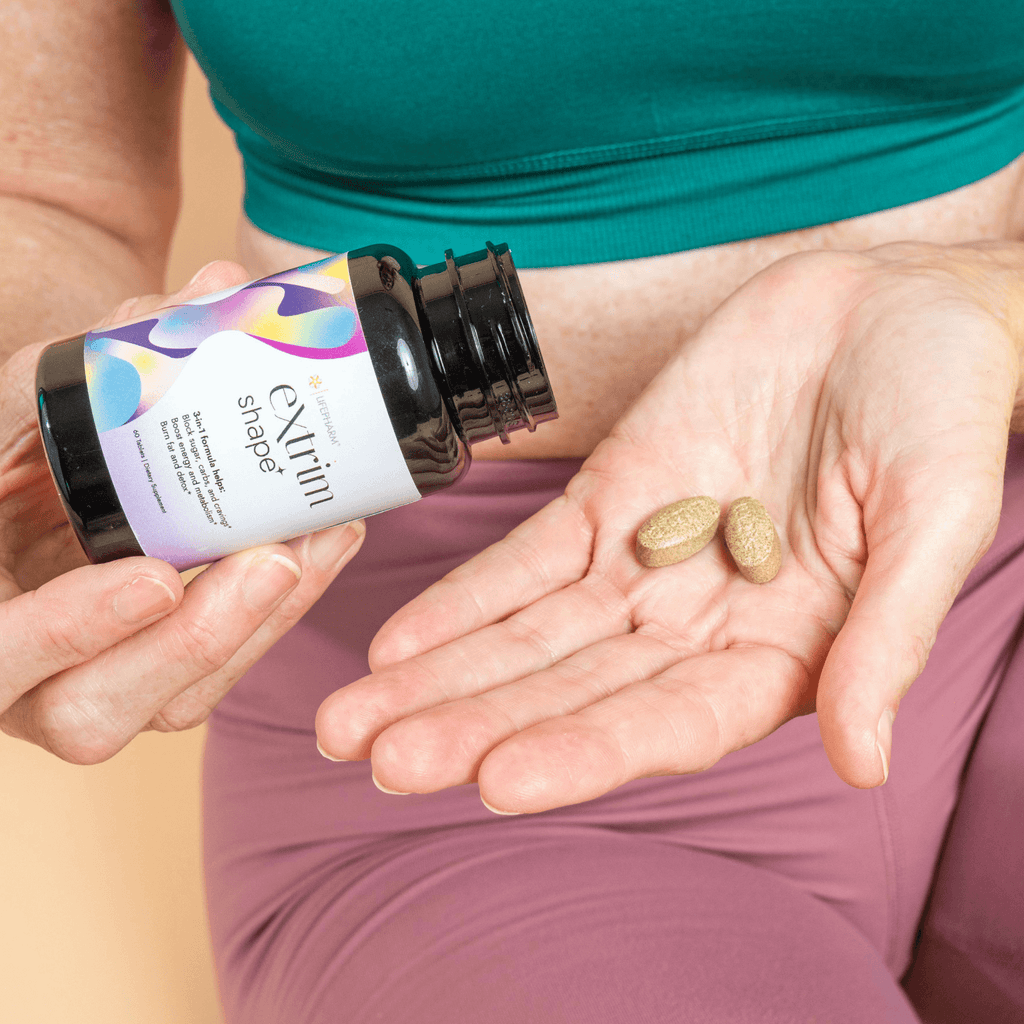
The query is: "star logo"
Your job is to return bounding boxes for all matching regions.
[309,374,323,389]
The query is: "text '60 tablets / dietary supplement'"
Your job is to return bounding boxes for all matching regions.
[36,242,557,570]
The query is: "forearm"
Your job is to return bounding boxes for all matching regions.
[0,194,170,367]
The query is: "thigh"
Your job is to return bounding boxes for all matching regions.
[902,601,1024,1022]
[210,820,919,1024]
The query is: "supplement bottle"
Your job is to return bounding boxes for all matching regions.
[36,242,557,571]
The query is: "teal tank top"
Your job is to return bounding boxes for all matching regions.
[169,1,1024,268]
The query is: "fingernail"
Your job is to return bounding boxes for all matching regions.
[481,796,522,816]
[243,553,301,610]
[876,707,895,785]
[186,261,218,288]
[372,773,411,795]
[317,739,348,762]
[114,575,178,624]
[308,521,365,573]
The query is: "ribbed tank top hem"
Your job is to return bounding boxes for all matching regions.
[219,85,1024,269]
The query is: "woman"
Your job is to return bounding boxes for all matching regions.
[1,0,1022,1020]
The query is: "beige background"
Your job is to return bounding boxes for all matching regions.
[0,56,242,1024]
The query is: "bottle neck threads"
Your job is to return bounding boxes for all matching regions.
[415,242,557,444]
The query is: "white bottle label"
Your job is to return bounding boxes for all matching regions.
[83,254,420,570]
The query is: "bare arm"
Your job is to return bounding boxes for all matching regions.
[0,0,186,362]
[0,1,367,763]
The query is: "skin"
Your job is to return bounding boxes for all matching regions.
[0,264,365,760]
[0,1,369,762]
[3,0,1024,810]
[313,241,1024,810]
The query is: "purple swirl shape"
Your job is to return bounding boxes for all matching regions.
[85,280,355,360]
[248,331,367,360]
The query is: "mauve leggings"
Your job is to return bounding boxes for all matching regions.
[203,439,1024,1023]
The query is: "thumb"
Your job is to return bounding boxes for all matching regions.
[91,260,252,331]
[816,469,1001,788]
[173,259,251,303]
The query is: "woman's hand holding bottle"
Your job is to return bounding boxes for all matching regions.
[0,261,364,762]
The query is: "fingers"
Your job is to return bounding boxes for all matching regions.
[362,632,682,792]
[148,521,365,732]
[366,645,806,814]
[0,557,184,713]
[2,521,364,761]
[816,465,1002,788]
[3,543,302,762]
[368,494,593,669]
[1,341,48,431]
[317,570,634,759]
[475,647,806,814]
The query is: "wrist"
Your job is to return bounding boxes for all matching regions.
[865,239,1024,431]
[951,241,1024,431]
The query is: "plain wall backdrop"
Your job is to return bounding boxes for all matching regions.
[0,56,243,1024]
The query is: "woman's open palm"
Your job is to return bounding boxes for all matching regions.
[316,243,1021,812]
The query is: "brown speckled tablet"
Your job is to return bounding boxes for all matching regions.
[636,496,720,568]
[724,497,781,583]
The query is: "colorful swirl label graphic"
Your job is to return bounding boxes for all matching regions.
[85,253,420,569]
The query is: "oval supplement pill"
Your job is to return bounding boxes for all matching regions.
[724,497,782,583]
[636,496,721,568]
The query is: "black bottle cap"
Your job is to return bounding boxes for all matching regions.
[415,242,557,444]
[36,333,144,562]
